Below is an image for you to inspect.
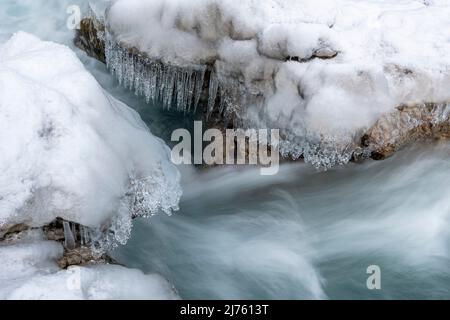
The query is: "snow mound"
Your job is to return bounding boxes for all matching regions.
[0,32,181,247]
[106,0,450,167]
[0,230,178,300]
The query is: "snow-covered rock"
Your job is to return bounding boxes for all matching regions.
[103,0,450,167]
[0,230,179,300]
[0,31,182,299]
[0,32,181,248]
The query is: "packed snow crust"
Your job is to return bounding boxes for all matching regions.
[0,230,179,300]
[0,32,181,247]
[106,0,450,167]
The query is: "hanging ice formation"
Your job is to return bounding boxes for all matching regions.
[104,30,267,125]
[63,221,76,249]
[79,225,90,247]
[61,221,91,249]
[103,31,353,168]
[207,71,219,119]
[105,32,206,113]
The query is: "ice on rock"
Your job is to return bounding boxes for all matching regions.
[63,221,76,250]
[0,32,182,251]
[207,71,219,118]
[105,31,207,113]
[105,0,450,168]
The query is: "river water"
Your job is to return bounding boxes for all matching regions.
[1,0,449,299]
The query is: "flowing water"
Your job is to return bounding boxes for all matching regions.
[1,0,450,300]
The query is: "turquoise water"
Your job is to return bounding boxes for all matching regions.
[113,145,450,299]
[1,0,450,299]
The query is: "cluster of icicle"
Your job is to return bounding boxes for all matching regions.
[60,205,134,256]
[104,30,259,121]
[104,31,357,169]
[61,173,181,256]
[105,31,206,113]
[62,221,92,250]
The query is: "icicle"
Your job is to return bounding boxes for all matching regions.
[80,226,85,246]
[162,66,176,109]
[193,66,206,112]
[176,70,187,112]
[123,49,133,90]
[207,71,219,119]
[105,31,208,113]
[176,70,195,112]
[71,223,77,243]
[134,55,144,96]
[150,62,161,103]
[84,226,90,246]
[63,221,76,250]
[219,86,227,114]
[78,225,91,247]
[186,72,195,112]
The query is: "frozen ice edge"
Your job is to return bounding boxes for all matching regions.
[0,31,182,248]
[0,31,182,299]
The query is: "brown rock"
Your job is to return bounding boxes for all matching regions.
[360,102,450,160]
[0,224,29,240]
[57,246,117,269]
[75,18,106,62]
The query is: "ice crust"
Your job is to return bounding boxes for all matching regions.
[0,230,179,300]
[0,32,182,248]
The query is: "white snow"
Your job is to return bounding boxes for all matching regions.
[106,0,450,167]
[0,31,182,298]
[0,230,179,300]
[0,32,181,247]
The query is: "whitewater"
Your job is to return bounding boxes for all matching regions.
[1,0,449,299]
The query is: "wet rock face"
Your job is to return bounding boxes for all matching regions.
[361,103,450,160]
[75,17,106,62]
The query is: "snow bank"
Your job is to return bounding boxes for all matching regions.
[106,0,450,167]
[0,32,181,247]
[0,230,178,300]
